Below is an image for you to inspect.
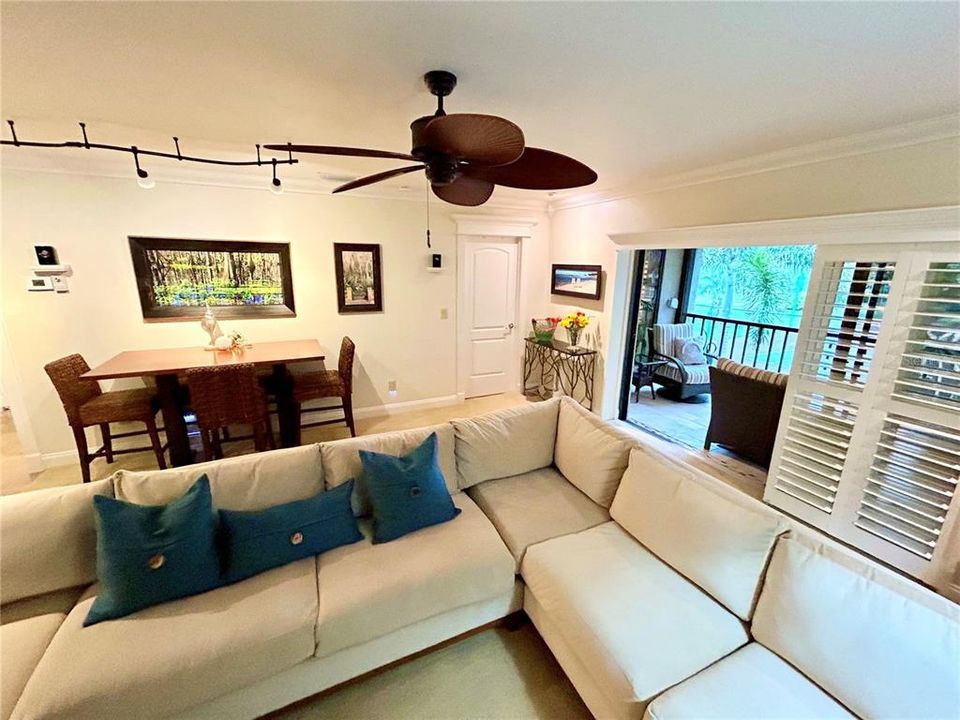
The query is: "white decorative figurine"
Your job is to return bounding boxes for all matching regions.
[200,306,223,349]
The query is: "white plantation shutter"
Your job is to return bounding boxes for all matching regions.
[767,244,960,595]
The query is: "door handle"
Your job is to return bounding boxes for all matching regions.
[506,323,515,334]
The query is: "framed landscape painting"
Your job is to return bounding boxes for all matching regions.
[334,243,383,313]
[551,264,602,300]
[129,237,295,320]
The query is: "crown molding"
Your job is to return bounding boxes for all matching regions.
[550,114,960,213]
[611,205,960,248]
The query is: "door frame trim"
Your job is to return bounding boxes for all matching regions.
[454,216,538,401]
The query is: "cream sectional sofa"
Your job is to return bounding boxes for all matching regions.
[1,397,957,720]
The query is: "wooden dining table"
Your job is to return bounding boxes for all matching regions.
[82,339,325,467]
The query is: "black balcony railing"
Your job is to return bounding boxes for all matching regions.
[684,313,799,372]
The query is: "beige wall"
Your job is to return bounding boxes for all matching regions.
[548,137,960,416]
[0,169,549,461]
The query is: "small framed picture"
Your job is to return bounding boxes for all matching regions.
[334,243,383,313]
[551,264,602,300]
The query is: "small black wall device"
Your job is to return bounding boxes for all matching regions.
[34,245,58,265]
[431,253,442,269]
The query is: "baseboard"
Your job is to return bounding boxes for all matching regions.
[36,449,78,470]
[353,394,462,419]
[23,452,47,473]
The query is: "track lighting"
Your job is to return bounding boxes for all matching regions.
[132,146,155,189]
[270,159,283,195]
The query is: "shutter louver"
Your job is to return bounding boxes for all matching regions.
[855,414,958,559]
[892,261,960,410]
[772,391,857,514]
[798,260,895,390]
[767,244,960,596]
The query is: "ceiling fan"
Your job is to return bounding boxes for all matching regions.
[265,70,597,206]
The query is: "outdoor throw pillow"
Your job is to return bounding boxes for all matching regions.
[673,337,708,365]
[85,475,221,626]
[359,432,461,543]
[219,481,363,584]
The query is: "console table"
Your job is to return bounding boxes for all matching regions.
[523,338,597,410]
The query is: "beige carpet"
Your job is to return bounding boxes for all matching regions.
[268,619,591,720]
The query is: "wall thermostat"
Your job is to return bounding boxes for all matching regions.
[34,245,58,265]
[27,276,54,292]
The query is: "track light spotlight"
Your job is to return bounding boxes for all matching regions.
[270,159,283,195]
[132,146,155,189]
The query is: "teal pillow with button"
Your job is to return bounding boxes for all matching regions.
[360,432,461,544]
[218,481,362,584]
[84,475,221,626]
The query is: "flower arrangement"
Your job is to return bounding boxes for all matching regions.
[560,311,589,346]
[531,317,562,342]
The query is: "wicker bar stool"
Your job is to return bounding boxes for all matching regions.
[45,354,166,483]
[291,337,356,437]
[186,364,274,460]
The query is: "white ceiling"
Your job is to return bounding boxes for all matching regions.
[2,2,958,199]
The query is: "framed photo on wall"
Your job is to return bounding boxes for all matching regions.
[334,243,383,313]
[128,237,295,320]
[551,264,602,300]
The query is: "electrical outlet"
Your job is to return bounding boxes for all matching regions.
[440,308,448,320]
[388,380,398,396]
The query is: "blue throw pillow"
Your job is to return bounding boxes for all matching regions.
[85,475,221,626]
[359,432,461,544]
[219,481,362,584]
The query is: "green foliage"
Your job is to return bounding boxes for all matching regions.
[695,245,813,348]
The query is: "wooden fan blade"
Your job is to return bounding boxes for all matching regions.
[264,144,416,162]
[431,176,495,206]
[464,147,597,189]
[333,165,425,194]
[421,114,524,166]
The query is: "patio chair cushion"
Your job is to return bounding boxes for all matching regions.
[651,323,695,355]
[655,363,710,385]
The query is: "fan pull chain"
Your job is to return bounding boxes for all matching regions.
[425,175,432,248]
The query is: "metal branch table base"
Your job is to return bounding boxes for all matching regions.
[523,338,597,410]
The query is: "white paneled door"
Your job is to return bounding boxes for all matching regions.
[459,237,520,398]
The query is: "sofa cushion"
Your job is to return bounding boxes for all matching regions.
[467,466,609,570]
[643,643,853,720]
[554,398,634,507]
[321,423,457,515]
[611,446,784,620]
[12,558,318,720]
[453,398,560,489]
[753,532,960,720]
[0,613,64,720]
[315,493,515,657]
[0,587,84,627]
[522,523,748,711]
[85,476,221,626]
[113,444,323,511]
[0,479,113,604]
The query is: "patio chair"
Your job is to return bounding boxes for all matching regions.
[705,359,788,468]
[648,322,717,400]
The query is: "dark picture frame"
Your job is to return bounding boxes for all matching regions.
[334,243,383,313]
[129,236,295,321]
[551,264,602,300]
